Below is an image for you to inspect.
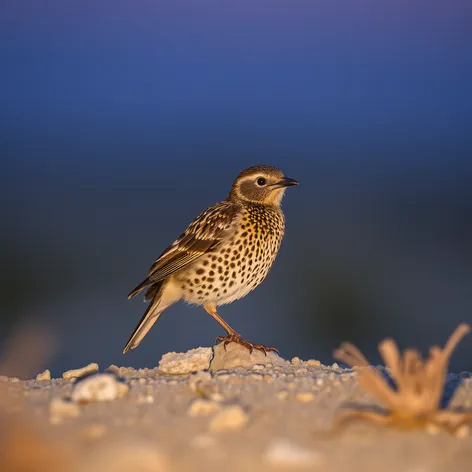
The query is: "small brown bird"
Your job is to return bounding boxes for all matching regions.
[124,165,298,354]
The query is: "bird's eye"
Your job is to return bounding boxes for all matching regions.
[256,177,267,186]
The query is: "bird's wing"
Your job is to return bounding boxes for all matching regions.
[129,201,240,298]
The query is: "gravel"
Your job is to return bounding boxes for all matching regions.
[1,344,471,472]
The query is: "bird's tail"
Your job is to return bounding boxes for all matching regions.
[123,281,166,354]
[128,277,152,300]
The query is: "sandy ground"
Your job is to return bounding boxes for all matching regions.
[1,343,471,472]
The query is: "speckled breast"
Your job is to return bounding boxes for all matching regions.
[178,203,285,306]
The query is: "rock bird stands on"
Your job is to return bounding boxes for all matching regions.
[124,165,298,354]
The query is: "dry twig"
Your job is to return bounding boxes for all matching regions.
[332,323,472,434]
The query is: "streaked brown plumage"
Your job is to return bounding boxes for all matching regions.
[124,165,298,354]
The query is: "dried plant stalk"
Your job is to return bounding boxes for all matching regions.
[332,323,472,434]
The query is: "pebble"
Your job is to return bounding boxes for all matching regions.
[63,363,99,380]
[104,365,120,375]
[307,359,321,367]
[291,357,302,366]
[158,347,213,374]
[36,369,51,381]
[296,392,315,403]
[211,342,287,371]
[71,373,129,403]
[208,405,249,432]
[262,439,323,467]
[188,399,221,417]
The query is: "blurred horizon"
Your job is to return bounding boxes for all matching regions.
[1,0,471,375]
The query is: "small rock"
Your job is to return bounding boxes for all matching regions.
[63,363,99,380]
[307,359,321,367]
[296,368,308,375]
[158,347,213,374]
[118,367,132,376]
[104,365,120,375]
[71,373,129,403]
[291,357,302,365]
[49,398,81,424]
[211,343,289,371]
[188,399,221,417]
[36,369,51,381]
[10,377,20,382]
[252,364,265,370]
[208,405,249,432]
[262,439,323,467]
[296,392,314,403]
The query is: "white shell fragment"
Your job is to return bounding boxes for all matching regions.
[158,347,213,374]
[71,373,129,403]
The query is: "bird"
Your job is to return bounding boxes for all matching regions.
[123,165,298,355]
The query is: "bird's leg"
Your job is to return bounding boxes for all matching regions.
[203,304,279,355]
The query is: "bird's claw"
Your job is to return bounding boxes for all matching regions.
[215,334,278,356]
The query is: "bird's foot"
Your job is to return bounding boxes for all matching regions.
[214,333,279,355]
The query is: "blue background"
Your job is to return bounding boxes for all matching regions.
[2,0,471,374]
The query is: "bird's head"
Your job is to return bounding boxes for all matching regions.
[229,165,298,206]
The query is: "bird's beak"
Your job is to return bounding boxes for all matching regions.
[271,177,299,189]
